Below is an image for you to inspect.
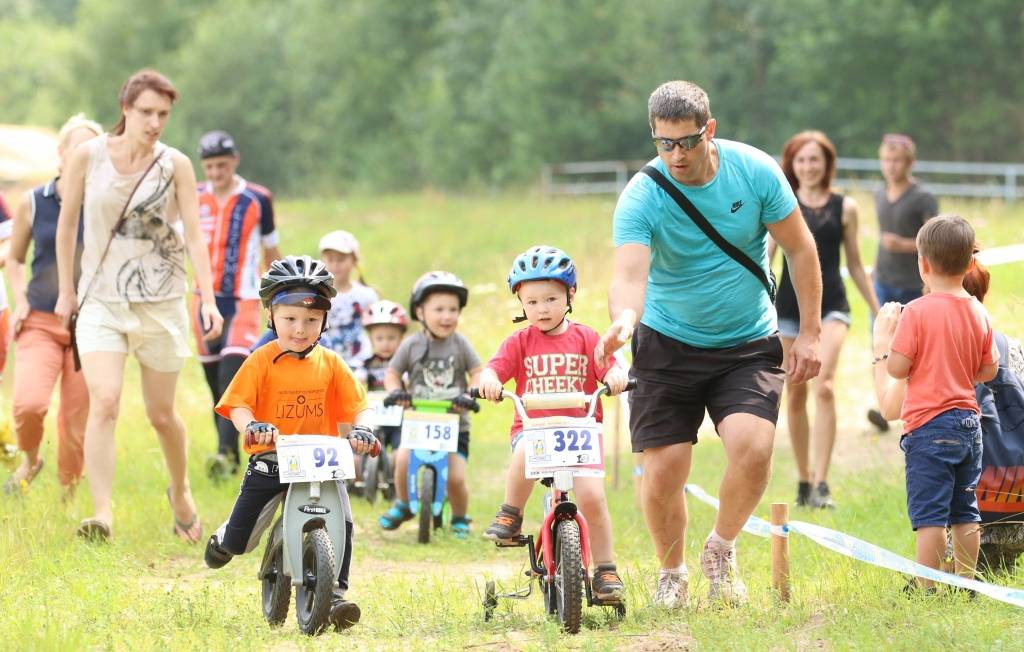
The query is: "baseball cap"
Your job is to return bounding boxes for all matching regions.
[318,230,360,258]
[198,130,238,159]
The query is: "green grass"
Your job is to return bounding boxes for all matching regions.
[2,192,1023,650]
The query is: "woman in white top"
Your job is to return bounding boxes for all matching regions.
[55,69,224,543]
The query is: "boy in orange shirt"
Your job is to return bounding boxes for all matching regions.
[881,215,999,590]
[204,255,377,630]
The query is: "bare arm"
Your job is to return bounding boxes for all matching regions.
[872,302,908,420]
[840,197,880,317]
[7,192,34,332]
[886,350,913,379]
[54,145,89,326]
[173,152,223,339]
[595,243,650,367]
[384,367,404,392]
[263,244,283,269]
[975,361,999,384]
[767,208,822,384]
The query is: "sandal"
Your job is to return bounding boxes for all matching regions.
[378,501,414,530]
[451,515,472,539]
[3,458,45,496]
[166,488,202,544]
[77,518,112,543]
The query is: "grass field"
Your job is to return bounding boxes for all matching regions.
[1,191,1023,650]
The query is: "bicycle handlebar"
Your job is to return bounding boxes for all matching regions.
[381,395,481,413]
[469,378,637,421]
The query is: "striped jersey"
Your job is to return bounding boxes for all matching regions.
[198,176,279,299]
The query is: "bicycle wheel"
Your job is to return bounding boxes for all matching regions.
[417,466,436,544]
[260,541,290,627]
[553,519,584,634]
[295,528,337,636]
[363,454,379,506]
[483,580,497,621]
[381,448,396,501]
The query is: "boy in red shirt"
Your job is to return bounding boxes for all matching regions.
[883,215,999,590]
[203,255,377,630]
[478,246,629,600]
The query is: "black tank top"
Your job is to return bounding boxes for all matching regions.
[775,193,849,321]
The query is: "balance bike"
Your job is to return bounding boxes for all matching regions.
[357,391,402,505]
[474,381,635,633]
[258,433,379,635]
[384,395,479,543]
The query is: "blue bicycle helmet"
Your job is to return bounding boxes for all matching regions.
[507,245,577,294]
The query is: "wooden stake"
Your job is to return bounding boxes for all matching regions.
[771,502,790,601]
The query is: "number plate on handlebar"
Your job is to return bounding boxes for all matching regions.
[277,435,356,483]
[400,411,459,452]
[367,391,404,428]
[522,424,605,479]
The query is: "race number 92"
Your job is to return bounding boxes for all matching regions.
[313,447,339,467]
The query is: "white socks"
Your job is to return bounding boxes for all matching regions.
[706,529,736,550]
[660,564,688,579]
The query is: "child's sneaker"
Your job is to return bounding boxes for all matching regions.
[451,515,472,539]
[700,539,748,605]
[592,563,624,601]
[653,570,688,609]
[204,533,233,569]
[378,501,414,530]
[329,596,361,630]
[483,504,523,541]
[205,452,238,484]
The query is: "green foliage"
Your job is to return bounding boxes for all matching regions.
[1,0,1021,192]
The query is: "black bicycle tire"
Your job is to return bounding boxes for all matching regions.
[554,519,583,634]
[260,542,290,627]
[295,529,337,635]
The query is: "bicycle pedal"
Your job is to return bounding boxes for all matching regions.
[494,535,529,548]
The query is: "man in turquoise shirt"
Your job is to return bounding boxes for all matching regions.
[596,81,822,608]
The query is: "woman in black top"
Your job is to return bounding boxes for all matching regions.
[772,131,879,508]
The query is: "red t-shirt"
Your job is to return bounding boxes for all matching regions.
[890,292,997,433]
[487,321,616,439]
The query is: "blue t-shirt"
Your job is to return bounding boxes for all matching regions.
[613,139,797,348]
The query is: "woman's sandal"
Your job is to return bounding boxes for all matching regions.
[77,518,112,543]
[3,458,45,496]
[166,488,202,544]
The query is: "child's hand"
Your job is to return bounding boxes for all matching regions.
[478,378,505,403]
[348,425,381,457]
[244,421,278,448]
[872,301,903,355]
[451,393,479,414]
[384,389,412,408]
[603,366,630,395]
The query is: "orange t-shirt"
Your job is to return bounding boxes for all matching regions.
[890,292,997,433]
[215,341,368,455]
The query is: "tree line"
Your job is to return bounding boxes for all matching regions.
[2,0,1021,194]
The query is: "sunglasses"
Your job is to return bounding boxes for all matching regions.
[651,124,707,152]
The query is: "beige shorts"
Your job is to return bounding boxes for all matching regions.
[75,297,192,373]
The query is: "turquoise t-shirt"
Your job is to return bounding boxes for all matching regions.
[613,138,797,348]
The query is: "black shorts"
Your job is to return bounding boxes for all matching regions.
[628,324,784,452]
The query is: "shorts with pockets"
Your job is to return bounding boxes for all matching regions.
[75,297,191,372]
[628,323,785,452]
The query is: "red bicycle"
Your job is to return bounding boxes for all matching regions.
[474,380,634,633]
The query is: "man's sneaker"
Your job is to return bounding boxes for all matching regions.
[483,504,523,541]
[653,570,688,609]
[329,597,361,630]
[592,563,624,601]
[700,540,748,605]
[795,481,812,507]
[204,534,233,569]
[867,408,890,432]
[809,482,835,509]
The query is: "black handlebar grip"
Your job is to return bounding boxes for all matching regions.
[469,387,481,400]
[625,377,638,392]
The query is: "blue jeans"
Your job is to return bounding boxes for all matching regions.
[873,279,923,306]
[900,408,983,530]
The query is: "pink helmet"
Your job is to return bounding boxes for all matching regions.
[362,300,409,331]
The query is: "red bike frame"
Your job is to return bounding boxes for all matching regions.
[538,505,592,577]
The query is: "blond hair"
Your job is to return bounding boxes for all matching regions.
[58,113,103,149]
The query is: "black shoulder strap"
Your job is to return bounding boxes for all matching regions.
[640,165,776,302]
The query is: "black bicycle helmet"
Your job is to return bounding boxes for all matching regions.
[259,255,337,308]
[409,271,468,321]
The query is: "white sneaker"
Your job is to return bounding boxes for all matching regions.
[700,540,748,605]
[653,571,689,609]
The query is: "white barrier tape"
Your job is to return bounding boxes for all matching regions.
[844,243,1024,280]
[684,483,1024,609]
[770,524,789,538]
[684,484,772,538]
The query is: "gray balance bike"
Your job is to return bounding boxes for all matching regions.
[259,435,380,635]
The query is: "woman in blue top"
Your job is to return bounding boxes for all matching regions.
[3,114,100,497]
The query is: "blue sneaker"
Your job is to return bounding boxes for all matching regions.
[451,515,472,539]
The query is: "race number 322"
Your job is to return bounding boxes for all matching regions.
[551,429,593,452]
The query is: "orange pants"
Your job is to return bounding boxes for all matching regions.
[12,311,89,486]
